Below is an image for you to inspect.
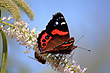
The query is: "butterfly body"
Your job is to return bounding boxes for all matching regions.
[34,52,46,64]
[37,12,77,54]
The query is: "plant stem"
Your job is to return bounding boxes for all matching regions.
[0,9,8,73]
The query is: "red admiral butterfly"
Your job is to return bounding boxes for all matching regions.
[37,12,77,54]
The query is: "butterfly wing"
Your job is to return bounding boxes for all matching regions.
[40,37,77,54]
[46,12,70,37]
[37,12,75,54]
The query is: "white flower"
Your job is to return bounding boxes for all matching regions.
[65,59,68,62]
[82,68,87,72]
[24,23,28,28]
[24,48,31,54]
[22,27,26,32]
[63,60,87,73]
[31,27,36,32]
[32,37,36,41]
[7,15,13,21]
[1,25,3,29]
[1,16,7,20]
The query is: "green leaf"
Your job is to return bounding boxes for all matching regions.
[0,30,8,73]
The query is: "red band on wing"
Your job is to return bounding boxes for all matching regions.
[61,43,72,47]
[40,32,52,47]
[51,29,68,35]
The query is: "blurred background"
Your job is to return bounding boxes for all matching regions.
[0,0,110,73]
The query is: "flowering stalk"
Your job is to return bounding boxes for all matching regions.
[0,16,87,73]
[63,60,87,73]
[0,16,37,53]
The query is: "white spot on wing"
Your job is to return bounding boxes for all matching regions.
[61,17,64,19]
[55,22,59,25]
[61,22,66,25]
[54,21,59,26]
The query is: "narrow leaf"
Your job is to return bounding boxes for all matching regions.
[0,30,8,73]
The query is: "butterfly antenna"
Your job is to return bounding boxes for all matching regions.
[75,35,84,44]
[77,46,91,52]
[27,56,37,61]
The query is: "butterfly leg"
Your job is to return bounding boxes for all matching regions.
[70,50,75,62]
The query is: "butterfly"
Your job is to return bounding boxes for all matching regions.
[34,52,46,64]
[37,12,77,54]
